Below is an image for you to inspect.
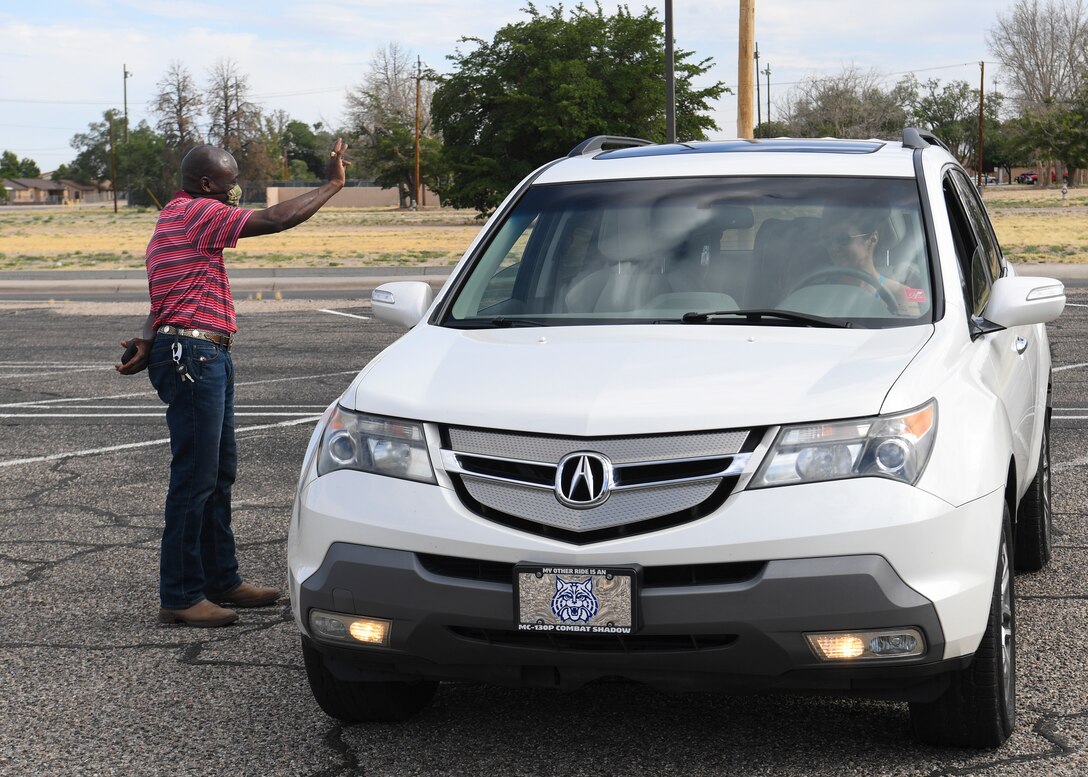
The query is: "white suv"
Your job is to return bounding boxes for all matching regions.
[289,130,1064,748]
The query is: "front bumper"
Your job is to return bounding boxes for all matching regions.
[297,542,964,701]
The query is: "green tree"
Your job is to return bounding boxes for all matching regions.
[67,110,171,205]
[899,77,1005,172]
[283,120,326,179]
[985,117,1033,183]
[431,3,728,213]
[68,110,121,185]
[754,120,791,139]
[0,150,41,178]
[120,121,170,207]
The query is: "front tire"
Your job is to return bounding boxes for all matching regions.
[301,637,437,723]
[1015,392,1052,572]
[909,506,1015,748]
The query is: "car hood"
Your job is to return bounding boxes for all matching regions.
[347,323,934,436]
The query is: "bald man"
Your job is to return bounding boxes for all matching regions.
[116,140,349,627]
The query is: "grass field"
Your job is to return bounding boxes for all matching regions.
[0,206,482,271]
[1,186,1086,270]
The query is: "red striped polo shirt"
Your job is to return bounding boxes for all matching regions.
[146,192,252,334]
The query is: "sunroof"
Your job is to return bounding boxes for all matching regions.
[600,138,886,159]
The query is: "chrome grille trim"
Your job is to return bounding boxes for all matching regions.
[442,425,754,537]
[447,428,748,463]
[441,449,750,491]
[462,476,720,532]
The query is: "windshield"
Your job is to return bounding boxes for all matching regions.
[442,177,932,329]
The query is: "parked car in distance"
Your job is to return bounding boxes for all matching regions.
[290,128,1065,749]
[1016,171,1038,184]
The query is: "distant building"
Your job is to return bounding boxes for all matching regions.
[1,177,108,205]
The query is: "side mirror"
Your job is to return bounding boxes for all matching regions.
[371,281,434,328]
[983,276,1065,328]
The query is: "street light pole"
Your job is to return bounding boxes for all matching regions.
[754,42,762,134]
[764,64,771,125]
[664,0,676,143]
[123,64,132,143]
[415,55,422,209]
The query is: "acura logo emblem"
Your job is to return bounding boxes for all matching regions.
[555,452,613,509]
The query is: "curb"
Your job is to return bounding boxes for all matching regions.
[0,263,1084,295]
[0,266,456,294]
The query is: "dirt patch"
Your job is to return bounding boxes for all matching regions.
[0,206,481,271]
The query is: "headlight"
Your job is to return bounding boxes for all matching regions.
[316,406,436,484]
[751,400,937,488]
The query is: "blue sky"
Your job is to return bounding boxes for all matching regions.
[2,0,1017,172]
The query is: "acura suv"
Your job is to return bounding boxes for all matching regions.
[289,129,1064,748]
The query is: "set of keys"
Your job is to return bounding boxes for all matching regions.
[171,341,195,383]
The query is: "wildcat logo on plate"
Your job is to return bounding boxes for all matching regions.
[551,576,599,623]
[515,565,636,634]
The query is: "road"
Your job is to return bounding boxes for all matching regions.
[2,292,1088,776]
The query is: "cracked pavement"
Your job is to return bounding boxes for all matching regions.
[3,292,1088,776]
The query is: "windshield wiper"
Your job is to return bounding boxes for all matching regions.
[490,317,551,328]
[680,309,850,328]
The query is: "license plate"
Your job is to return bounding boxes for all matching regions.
[514,565,637,634]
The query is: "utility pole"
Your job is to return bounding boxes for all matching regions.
[123,64,132,143]
[977,61,985,188]
[754,42,762,134]
[664,0,676,143]
[737,0,755,139]
[414,55,422,209]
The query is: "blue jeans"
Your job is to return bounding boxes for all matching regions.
[148,334,242,609]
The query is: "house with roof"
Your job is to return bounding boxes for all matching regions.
[2,178,66,204]
[1,177,104,205]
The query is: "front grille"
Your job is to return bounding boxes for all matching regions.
[462,476,720,533]
[416,553,767,589]
[441,425,763,543]
[449,627,738,653]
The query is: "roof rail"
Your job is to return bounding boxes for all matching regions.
[568,135,654,157]
[902,127,951,153]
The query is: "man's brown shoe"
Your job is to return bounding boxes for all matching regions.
[208,582,281,608]
[159,599,239,628]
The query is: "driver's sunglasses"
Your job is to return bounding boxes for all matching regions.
[822,230,873,248]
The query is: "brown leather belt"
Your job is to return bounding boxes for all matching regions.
[157,325,234,350]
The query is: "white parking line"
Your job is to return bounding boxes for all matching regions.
[1054,456,1088,472]
[0,412,321,418]
[319,308,370,321]
[1,366,115,379]
[1055,362,1088,372]
[7,404,328,410]
[0,370,359,409]
[0,416,322,469]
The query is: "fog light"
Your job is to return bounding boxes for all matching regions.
[349,618,391,645]
[869,633,919,656]
[309,610,392,647]
[805,628,925,661]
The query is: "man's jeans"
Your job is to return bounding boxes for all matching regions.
[148,334,242,609]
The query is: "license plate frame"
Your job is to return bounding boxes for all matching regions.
[514,564,639,634]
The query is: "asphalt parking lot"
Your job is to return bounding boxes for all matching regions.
[3,286,1088,776]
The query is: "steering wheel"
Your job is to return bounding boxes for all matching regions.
[788,266,899,312]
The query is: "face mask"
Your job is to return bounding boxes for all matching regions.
[225,184,243,207]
